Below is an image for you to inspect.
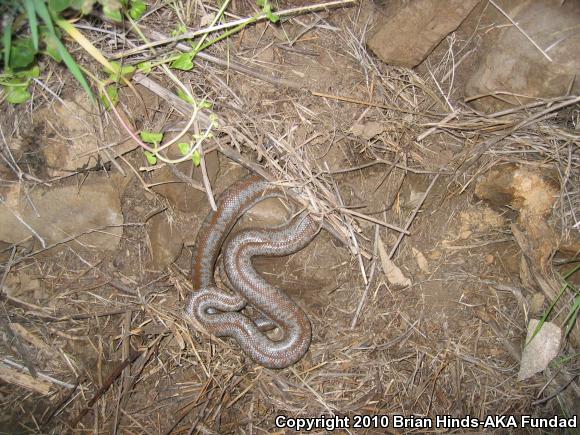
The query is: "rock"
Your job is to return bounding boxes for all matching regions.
[465,0,580,112]
[399,173,430,210]
[349,121,385,140]
[475,164,559,220]
[412,247,430,274]
[378,236,411,288]
[367,0,481,68]
[0,176,123,251]
[240,197,291,228]
[147,212,183,270]
[34,93,139,177]
[151,150,219,213]
[3,270,42,300]
[518,319,561,381]
[529,292,545,315]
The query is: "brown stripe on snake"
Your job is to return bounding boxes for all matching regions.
[185,174,320,368]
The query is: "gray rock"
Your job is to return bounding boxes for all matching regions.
[518,319,561,381]
[0,176,123,251]
[35,94,139,177]
[146,212,183,270]
[466,0,580,112]
[152,150,219,213]
[367,0,480,68]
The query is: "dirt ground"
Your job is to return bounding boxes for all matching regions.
[0,0,578,433]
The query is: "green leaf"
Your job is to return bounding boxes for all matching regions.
[140,131,163,144]
[144,151,157,165]
[19,65,40,79]
[177,89,194,104]
[100,85,118,110]
[49,0,73,13]
[171,24,187,37]
[178,142,190,155]
[128,0,147,20]
[107,61,136,81]
[256,0,279,23]
[42,30,62,61]
[9,38,37,70]
[266,11,279,23]
[209,113,219,127]
[70,0,95,14]
[23,0,39,51]
[199,100,213,109]
[171,52,194,71]
[102,0,123,22]
[5,86,32,104]
[70,0,87,9]
[192,150,201,166]
[137,61,152,73]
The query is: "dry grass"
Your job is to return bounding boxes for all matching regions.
[0,0,578,433]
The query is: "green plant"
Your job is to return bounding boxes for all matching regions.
[169,0,280,71]
[1,0,274,169]
[139,128,206,167]
[0,0,148,104]
[140,131,163,165]
[527,264,579,344]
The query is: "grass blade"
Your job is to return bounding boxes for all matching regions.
[54,36,94,100]
[564,295,579,337]
[32,0,56,34]
[527,263,580,345]
[55,18,115,74]
[2,14,13,69]
[23,0,39,50]
[32,3,94,101]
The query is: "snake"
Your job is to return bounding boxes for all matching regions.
[185,174,320,369]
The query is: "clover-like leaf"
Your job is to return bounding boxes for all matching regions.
[144,151,157,165]
[171,24,187,37]
[49,0,73,13]
[171,52,194,71]
[107,61,136,81]
[10,38,37,70]
[102,0,123,22]
[42,29,62,62]
[137,61,152,73]
[5,86,32,104]
[192,150,201,166]
[100,85,118,110]
[129,0,147,20]
[178,142,190,156]
[140,131,164,144]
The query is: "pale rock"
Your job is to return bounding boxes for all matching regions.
[152,150,219,213]
[518,319,561,381]
[368,0,481,68]
[36,94,138,177]
[0,177,123,250]
[529,292,545,315]
[147,212,183,270]
[466,0,580,112]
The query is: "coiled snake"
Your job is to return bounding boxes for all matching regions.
[185,175,320,368]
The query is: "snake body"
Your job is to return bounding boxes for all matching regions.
[186,175,319,368]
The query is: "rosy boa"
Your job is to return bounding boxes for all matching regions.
[185,175,319,368]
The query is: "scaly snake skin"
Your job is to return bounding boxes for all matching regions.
[185,175,320,368]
